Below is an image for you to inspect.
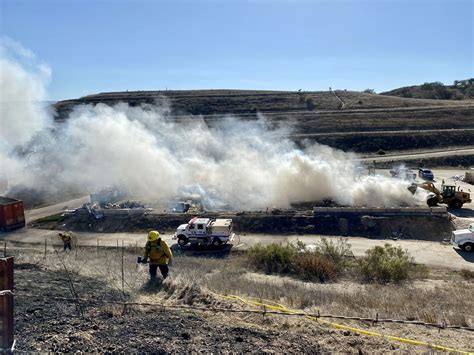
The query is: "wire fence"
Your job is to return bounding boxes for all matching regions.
[17,293,474,332]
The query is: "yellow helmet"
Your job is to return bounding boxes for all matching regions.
[148,230,160,242]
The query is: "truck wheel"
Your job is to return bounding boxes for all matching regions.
[461,243,473,252]
[448,199,463,209]
[177,235,188,247]
[427,197,439,207]
[212,238,223,247]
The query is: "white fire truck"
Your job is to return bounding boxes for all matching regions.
[452,223,474,252]
[173,217,235,247]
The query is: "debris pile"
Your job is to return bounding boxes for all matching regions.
[105,200,151,209]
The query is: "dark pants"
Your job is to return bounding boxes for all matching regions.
[149,264,169,280]
[63,241,72,251]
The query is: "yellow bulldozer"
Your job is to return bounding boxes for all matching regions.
[408,182,471,209]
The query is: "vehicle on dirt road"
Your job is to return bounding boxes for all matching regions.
[408,182,471,209]
[452,223,474,252]
[418,168,434,181]
[173,217,235,247]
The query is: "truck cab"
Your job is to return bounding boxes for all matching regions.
[452,223,474,252]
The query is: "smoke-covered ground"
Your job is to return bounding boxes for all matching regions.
[0,38,425,210]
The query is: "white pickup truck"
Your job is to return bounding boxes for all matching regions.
[173,217,235,247]
[452,223,474,252]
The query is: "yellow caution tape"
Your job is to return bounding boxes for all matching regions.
[223,295,473,354]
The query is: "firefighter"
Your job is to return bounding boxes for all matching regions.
[142,231,173,280]
[59,232,73,251]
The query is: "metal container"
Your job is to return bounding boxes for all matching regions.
[0,197,25,231]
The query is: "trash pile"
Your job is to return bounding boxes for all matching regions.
[104,200,151,209]
[167,200,203,214]
[83,203,104,219]
[80,200,153,220]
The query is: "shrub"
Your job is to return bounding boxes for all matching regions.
[293,253,337,282]
[36,213,65,223]
[315,238,352,271]
[305,97,315,110]
[459,269,474,280]
[377,149,386,155]
[358,244,417,283]
[363,89,376,94]
[247,239,352,282]
[247,243,298,274]
[298,94,306,104]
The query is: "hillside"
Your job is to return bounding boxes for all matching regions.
[54,89,474,156]
[381,79,474,100]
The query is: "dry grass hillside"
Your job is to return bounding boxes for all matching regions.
[54,89,474,154]
[381,79,474,100]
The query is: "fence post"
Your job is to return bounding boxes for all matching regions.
[0,257,14,352]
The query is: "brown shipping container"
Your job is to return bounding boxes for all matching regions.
[0,197,25,231]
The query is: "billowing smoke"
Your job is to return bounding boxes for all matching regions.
[0,40,424,210]
[0,37,52,146]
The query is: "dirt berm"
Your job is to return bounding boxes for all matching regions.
[32,210,454,241]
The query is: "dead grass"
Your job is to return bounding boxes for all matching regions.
[13,243,474,352]
[20,244,472,329]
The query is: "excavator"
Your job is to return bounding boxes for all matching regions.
[408,182,471,209]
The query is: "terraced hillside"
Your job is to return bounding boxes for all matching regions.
[54,90,474,154]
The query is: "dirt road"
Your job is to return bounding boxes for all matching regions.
[359,147,474,163]
[24,196,90,223]
[2,227,473,271]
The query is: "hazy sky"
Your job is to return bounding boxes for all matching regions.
[1,0,472,101]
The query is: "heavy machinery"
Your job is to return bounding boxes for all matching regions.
[409,182,471,209]
[173,217,235,247]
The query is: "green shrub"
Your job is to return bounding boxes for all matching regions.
[377,149,386,155]
[315,238,352,271]
[247,243,298,274]
[247,239,352,282]
[358,244,417,283]
[36,213,65,223]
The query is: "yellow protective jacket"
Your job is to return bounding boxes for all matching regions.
[143,239,172,265]
[60,233,72,242]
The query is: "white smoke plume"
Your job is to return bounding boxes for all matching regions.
[0,37,52,146]
[0,40,424,210]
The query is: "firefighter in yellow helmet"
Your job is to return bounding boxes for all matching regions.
[59,232,73,251]
[142,231,173,280]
